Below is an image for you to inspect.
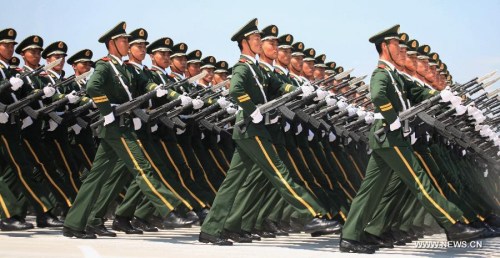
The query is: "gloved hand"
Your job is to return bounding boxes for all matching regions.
[225,105,237,115]
[439,89,454,102]
[449,95,462,107]
[250,108,263,123]
[179,95,192,106]
[43,85,56,98]
[71,124,82,135]
[389,117,401,131]
[103,112,115,126]
[347,106,358,117]
[295,123,303,135]
[284,122,291,132]
[221,89,229,96]
[0,112,9,124]
[21,117,33,129]
[48,119,58,131]
[454,104,467,115]
[337,100,348,111]
[467,105,478,116]
[307,130,314,141]
[155,84,168,97]
[364,114,374,124]
[217,97,230,108]
[176,128,186,135]
[325,95,337,107]
[313,89,328,101]
[328,131,337,142]
[192,98,204,110]
[356,109,367,118]
[300,85,313,97]
[9,77,23,91]
[133,117,142,130]
[67,90,80,104]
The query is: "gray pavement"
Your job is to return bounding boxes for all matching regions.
[0,217,498,258]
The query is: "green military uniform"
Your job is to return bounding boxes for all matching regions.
[201,19,327,240]
[342,25,463,244]
[63,22,182,236]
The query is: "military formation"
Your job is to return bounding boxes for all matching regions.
[0,18,499,254]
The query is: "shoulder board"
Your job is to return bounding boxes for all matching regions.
[289,73,296,78]
[39,72,48,76]
[238,58,253,65]
[259,63,270,72]
[14,68,23,72]
[377,64,387,69]
[101,57,110,62]
[274,68,284,75]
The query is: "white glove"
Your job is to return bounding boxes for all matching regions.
[176,128,186,135]
[250,108,263,123]
[67,91,80,104]
[439,89,454,102]
[454,105,467,116]
[0,112,9,124]
[90,100,97,108]
[325,96,337,107]
[48,119,58,131]
[307,129,314,141]
[475,124,484,132]
[225,106,237,115]
[21,116,33,129]
[328,131,337,142]
[133,117,142,130]
[192,98,204,110]
[221,89,229,96]
[356,109,367,118]
[389,117,401,131]
[71,124,82,135]
[347,106,358,117]
[150,124,158,132]
[155,85,168,97]
[313,89,328,101]
[43,86,56,98]
[364,115,374,124]
[337,100,348,111]
[449,96,462,107]
[300,85,313,97]
[284,122,291,132]
[295,123,303,135]
[467,106,478,116]
[217,97,230,108]
[179,95,192,107]
[9,77,23,91]
[103,112,115,126]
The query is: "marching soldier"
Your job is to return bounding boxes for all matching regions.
[63,21,184,239]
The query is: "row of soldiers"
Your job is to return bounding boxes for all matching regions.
[0,19,499,254]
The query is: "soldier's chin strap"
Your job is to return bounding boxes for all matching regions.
[112,39,127,58]
[385,41,397,66]
[244,38,258,58]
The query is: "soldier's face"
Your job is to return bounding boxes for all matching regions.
[405,54,417,72]
[113,37,129,57]
[213,73,227,84]
[245,34,262,55]
[22,48,41,67]
[396,47,407,67]
[129,42,147,61]
[417,59,429,76]
[425,65,436,82]
[302,60,314,77]
[290,56,303,72]
[47,53,65,71]
[187,63,200,77]
[313,67,325,80]
[277,48,291,66]
[151,51,170,69]
[261,39,278,60]
[385,39,400,62]
[0,42,15,60]
[202,68,214,83]
[72,61,92,75]
[171,56,187,72]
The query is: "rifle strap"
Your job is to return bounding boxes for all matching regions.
[109,61,133,101]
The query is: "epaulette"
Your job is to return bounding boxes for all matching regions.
[39,72,48,76]
[275,68,284,75]
[14,67,23,72]
[101,57,110,62]
[239,58,253,65]
[259,63,270,72]
[377,64,387,69]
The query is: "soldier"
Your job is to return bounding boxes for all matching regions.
[313,54,326,81]
[339,24,485,254]
[62,21,184,239]
[199,18,340,245]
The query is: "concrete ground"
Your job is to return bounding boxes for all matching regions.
[0,217,498,258]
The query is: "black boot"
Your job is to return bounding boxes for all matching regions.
[363,232,393,249]
[62,226,96,239]
[86,224,117,237]
[221,229,253,243]
[339,238,376,254]
[199,231,233,245]
[36,212,64,228]
[0,217,34,231]
[112,215,143,234]
[446,221,485,241]
[163,212,194,228]
[131,217,158,232]
[263,219,288,236]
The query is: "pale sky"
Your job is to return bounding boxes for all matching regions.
[4,0,500,88]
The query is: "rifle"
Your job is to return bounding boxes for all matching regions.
[451,71,495,92]
[0,58,63,95]
[90,71,207,130]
